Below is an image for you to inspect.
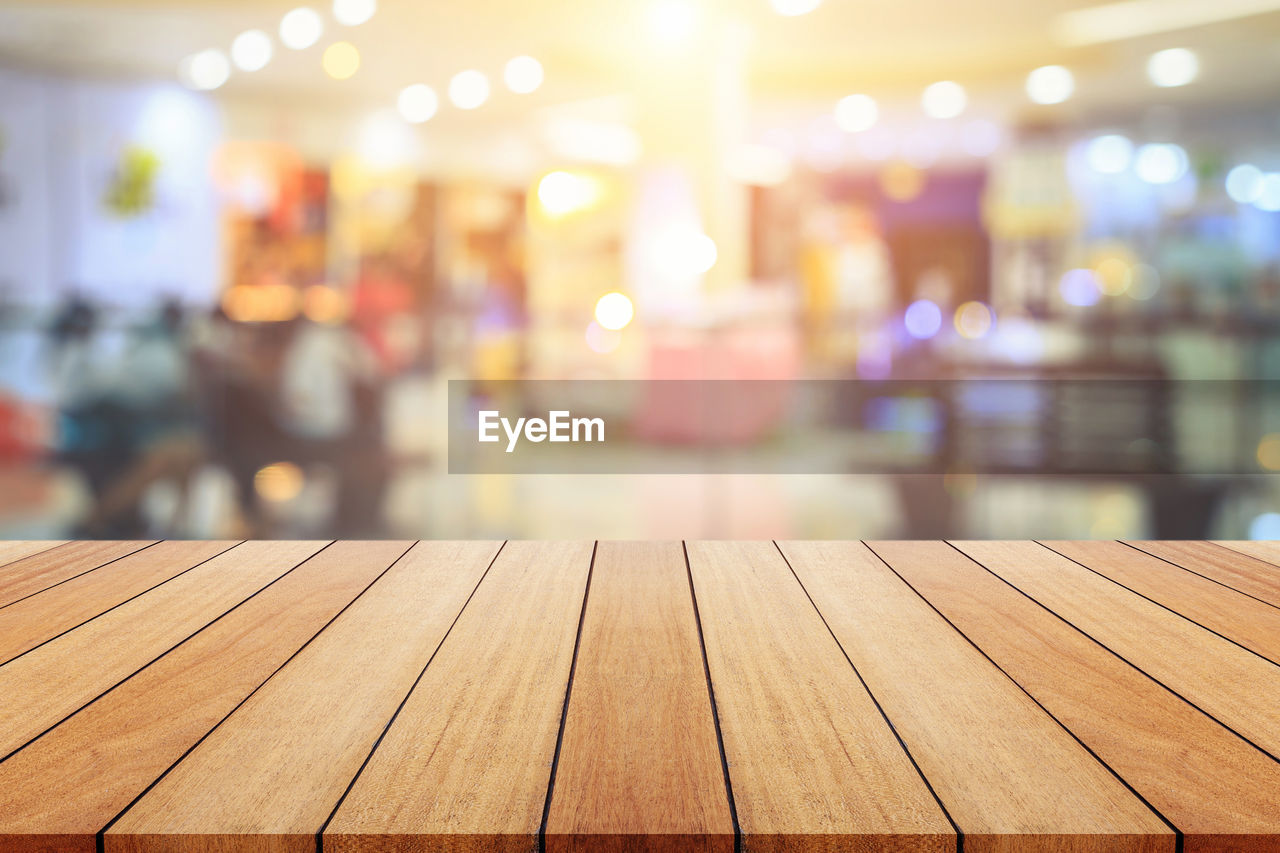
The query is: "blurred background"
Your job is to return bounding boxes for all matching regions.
[1,0,1280,539]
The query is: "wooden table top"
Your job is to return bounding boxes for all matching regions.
[1,539,1280,853]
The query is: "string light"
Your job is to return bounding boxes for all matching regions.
[397,84,438,123]
[280,7,323,50]
[180,49,231,91]
[231,30,273,72]
[504,56,543,94]
[322,41,361,80]
[333,0,376,27]
[449,70,490,109]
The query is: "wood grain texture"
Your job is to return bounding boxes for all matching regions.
[0,541,65,569]
[1211,541,1280,567]
[780,541,1170,853]
[1129,541,1280,609]
[873,540,1280,853]
[0,540,391,853]
[951,541,1280,761]
[0,540,324,759]
[0,541,154,608]
[106,541,500,853]
[324,540,594,853]
[1046,540,1280,665]
[685,540,954,853]
[545,541,733,853]
[0,540,236,664]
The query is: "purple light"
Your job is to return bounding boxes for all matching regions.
[1059,268,1101,307]
[904,299,943,340]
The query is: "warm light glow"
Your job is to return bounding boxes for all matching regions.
[180,49,231,91]
[954,302,994,339]
[921,81,966,119]
[1257,434,1280,470]
[1147,47,1199,88]
[1094,257,1133,295]
[449,70,490,109]
[650,0,696,44]
[594,292,635,331]
[537,171,600,217]
[255,462,305,502]
[904,299,943,340]
[1226,164,1264,204]
[1025,65,1075,104]
[1134,143,1188,185]
[280,7,324,50]
[1085,134,1133,174]
[222,284,302,323]
[322,41,361,80]
[333,0,376,27]
[231,30,273,72]
[303,285,348,323]
[504,55,543,94]
[397,84,438,124]
[650,229,718,278]
[1060,268,1102,307]
[834,94,878,133]
[880,162,926,201]
[771,0,822,15]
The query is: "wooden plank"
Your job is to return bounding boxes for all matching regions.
[0,541,154,608]
[1129,541,1280,609]
[106,540,504,853]
[0,541,65,569]
[1046,540,1280,664]
[323,540,593,853]
[0,540,402,853]
[780,541,1170,853]
[545,541,733,853]
[0,540,327,759]
[0,540,237,664]
[951,541,1280,763]
[1211,541,1280,567]
[872,540,1280,853]
[684,540,954,853]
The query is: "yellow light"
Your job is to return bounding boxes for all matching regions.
[180,49,231,91]
[323,41,361,80]
[448,70,490,109]
[397,84,438,124]
[222,284,301,323]
[1094,257,1133,295]
[333,0,376,26]
[536,171,599,217]
[255,462,305,503]
[954,302,994,339]
[303,285,347,323]
[504,55,543,94]
[1258,434,1280,470]
[280,7,323,50]
[595,292,635,331]
[650,0,696,44]
[649,229,718,278]
[1025,65,1075,105]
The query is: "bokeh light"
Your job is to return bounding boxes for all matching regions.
[231,30,273,73]
[255,462,305,503]
[180,50,231,91]
[1257,434,1280,470]
[449,70,490,109]
[904,299,943,339]
[834,94,878,133]
[1085,134,1133,174]
[322,41,361,80]
[594,292,635,331]
[1226,164,1265,204]
[649,0,696,43]
[1147,47,1199,88]
[504,56,543,94]
[1025,65,1075,105]
[1256,174,1280,212]
[921,81,966,119]
[536,171,599,217]
[1134,143,1188,185]
[954,301,994,339]
[1248,512,1280,540]
[1060,268,1102,306]
[1128,264,1162,301]
[1094,257,1133,296]
[280,7,324,50]
[397,84,438,124]
[333,0,376,26]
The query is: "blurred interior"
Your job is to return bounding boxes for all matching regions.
[2,0,1280,539]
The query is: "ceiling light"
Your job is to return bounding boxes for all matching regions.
[333,0,376,26]
[921,81,966,119]
[1026,65,1075,104]
[504,56,543,94]
[1147,48,1198,87]
[1085,134,1133,174]
[231,30,273,72]
[180,49,231,91]
[397,84,438,123]
[280,7,324,50]
[834,94,878,133]
[322,41,361,80]
[1257,174,1280,212]
[1226,164,1264,204]
[448,70,490,109]
[1134,143,1188,184]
